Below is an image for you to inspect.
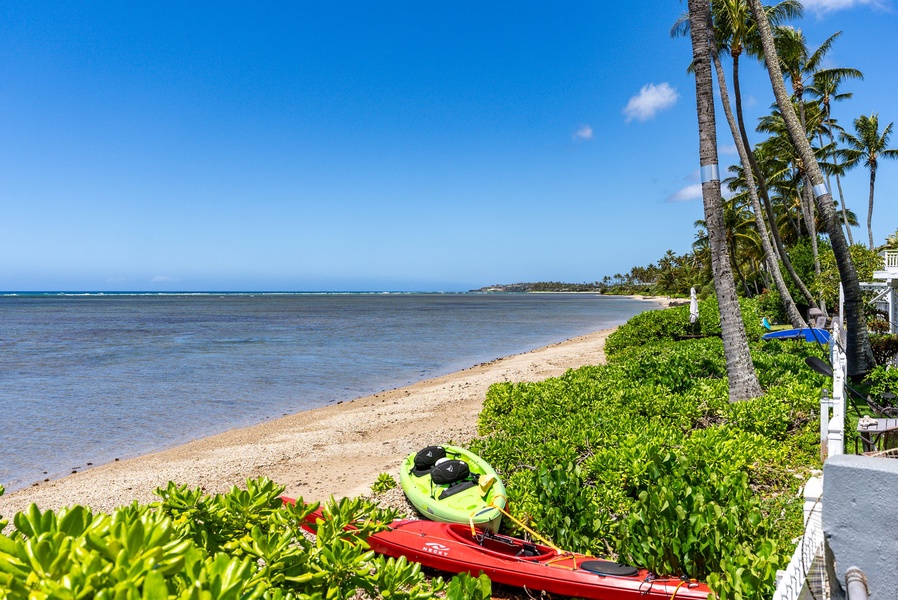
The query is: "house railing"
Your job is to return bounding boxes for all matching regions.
[885,250,898,269]
[825,319,845,457]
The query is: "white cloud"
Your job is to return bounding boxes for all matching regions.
[573,125,593,141]
[624,83,679,122]
[719,143,738,155]
[667,183,703,202]
[803,0,883,13]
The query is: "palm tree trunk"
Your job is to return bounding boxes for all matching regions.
[795,99,822,281]
[823,128,857,246]
[835,170,855,245]
[688,0,762,401]
[801,176,823,296]
[732,55,817,308]
[868,168,876,249]
[747,0,873,376]
[730,240,750,296]
[712,47,806,327]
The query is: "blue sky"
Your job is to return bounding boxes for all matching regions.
[1,1,896,291]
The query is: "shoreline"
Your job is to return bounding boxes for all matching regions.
[0,297,667,520]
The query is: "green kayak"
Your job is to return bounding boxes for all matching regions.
[399,444,507,532]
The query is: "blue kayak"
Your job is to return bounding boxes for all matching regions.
[761,328,831,343]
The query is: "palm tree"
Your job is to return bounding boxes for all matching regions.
[756,102,835,282]
[671,0,807,326]
[674,0,818,311]
[773,28,847,130]
[808,67,864,245]
[747,0,874,376]
[693,193,760,298]
[687,0,763,401]
[839,113,898,250]
[772,28,853,290]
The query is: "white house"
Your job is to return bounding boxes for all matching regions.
[861,250,898,334]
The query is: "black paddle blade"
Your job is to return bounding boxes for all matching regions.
[805,356,834,378]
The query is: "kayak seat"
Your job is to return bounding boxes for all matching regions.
[412,445,447,477]
[579,560,639,577]
[517,542,541,557]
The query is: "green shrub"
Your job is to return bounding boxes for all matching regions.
[604,306,692,355]
[605,297,764,357]
[474,315,821,600]
[0,479,479,599]
[870,334,898,366]
[446,572,491,600]
[864,364,898,399]
[371,473,398,493]
[757,289,787,323]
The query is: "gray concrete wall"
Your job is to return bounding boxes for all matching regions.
[823,454,898,600]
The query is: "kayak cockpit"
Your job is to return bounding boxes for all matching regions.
[445,523,556,561]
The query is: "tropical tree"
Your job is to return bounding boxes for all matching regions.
[839,113,898,249]
[808,66,864,245]
[687,0,763,401]
[671,0,807,326]
[773,28,848,134]
[885,228,898,250]
[755,102,842,310]
[747,0,874,376]
[773,28,859,284]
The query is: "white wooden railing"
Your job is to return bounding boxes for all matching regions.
[773,477,827,600]
[825,319,846,457]
[884,250,898,270]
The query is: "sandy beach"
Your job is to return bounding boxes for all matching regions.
[0,301,662,521]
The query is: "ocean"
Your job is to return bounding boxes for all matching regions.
[0,292,654,493]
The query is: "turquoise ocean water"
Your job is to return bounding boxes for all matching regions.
[0,292,654,492]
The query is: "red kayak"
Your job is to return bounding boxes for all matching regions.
[295,503,712,600]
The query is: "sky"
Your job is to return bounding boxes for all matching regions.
[1,1,896,292]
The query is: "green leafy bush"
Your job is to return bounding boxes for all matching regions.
[445,572,491,600]
[757,289,787,324]
[473,303,820,600]
[814,243,883,310]
[865,364,898,399]
[532,463,605,553]
[604,306,693,355]
[0,479,480,599]
[371,473,398,494]
[869,334,898,366]
[616,449,785,585]
[605,296,763,356]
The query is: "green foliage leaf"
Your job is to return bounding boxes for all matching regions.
[371,472,398,494]
[446,571,491,600]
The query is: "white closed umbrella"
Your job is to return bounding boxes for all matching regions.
[689,287,699,324]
